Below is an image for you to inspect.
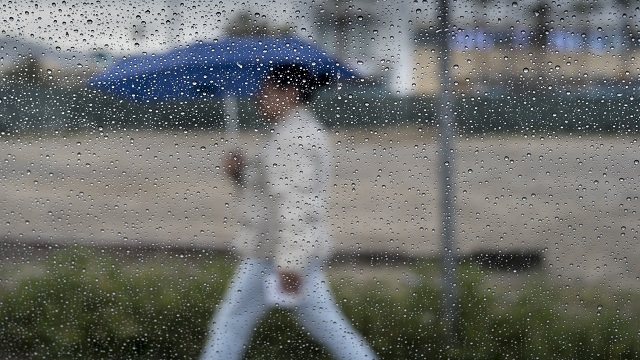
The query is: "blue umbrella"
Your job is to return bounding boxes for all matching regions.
[88,36,358,103]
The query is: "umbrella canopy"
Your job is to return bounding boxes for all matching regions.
[89,36,358,102]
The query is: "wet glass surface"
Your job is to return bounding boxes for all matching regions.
[1,1,639,359]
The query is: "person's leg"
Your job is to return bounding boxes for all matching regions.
[293,262,378,360]
[199,258,270,360]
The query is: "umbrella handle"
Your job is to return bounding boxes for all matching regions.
[224,96,239,135]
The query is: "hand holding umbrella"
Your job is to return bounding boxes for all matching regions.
[223,149,245,186]
[278,271,302,294]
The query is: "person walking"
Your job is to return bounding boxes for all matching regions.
[199,64,377,360]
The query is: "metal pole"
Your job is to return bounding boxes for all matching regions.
[436,0,459,344]
[224,96,239,135]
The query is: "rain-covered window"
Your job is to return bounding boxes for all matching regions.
[1,0,638,359]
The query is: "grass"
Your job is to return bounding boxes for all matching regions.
[0,246,639,359]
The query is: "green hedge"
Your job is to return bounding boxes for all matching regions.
[0,247,232,359]
[1,83,637,134]
[1,246,639,359]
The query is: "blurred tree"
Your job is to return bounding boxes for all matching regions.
[614,0,639,50]
[531,1,551,51]
[470,0,497,27]
[613,0,638,81]
[571,0,604,45]
[224,11,289,37]
[3,56,44,84]
[522,1,553,88]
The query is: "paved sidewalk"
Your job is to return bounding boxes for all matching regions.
[1,130,638,284]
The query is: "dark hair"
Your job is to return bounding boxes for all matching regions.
[264,64,331,103]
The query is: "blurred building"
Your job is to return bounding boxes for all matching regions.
[307,0,640,95]
[2,0,638,94]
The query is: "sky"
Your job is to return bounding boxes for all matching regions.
[2,0,318,55]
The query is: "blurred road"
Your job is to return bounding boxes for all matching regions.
[1,129,638,285]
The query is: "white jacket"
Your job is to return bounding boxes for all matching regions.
[235,106,332,272]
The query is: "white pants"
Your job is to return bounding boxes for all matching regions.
[199,258,378,360]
